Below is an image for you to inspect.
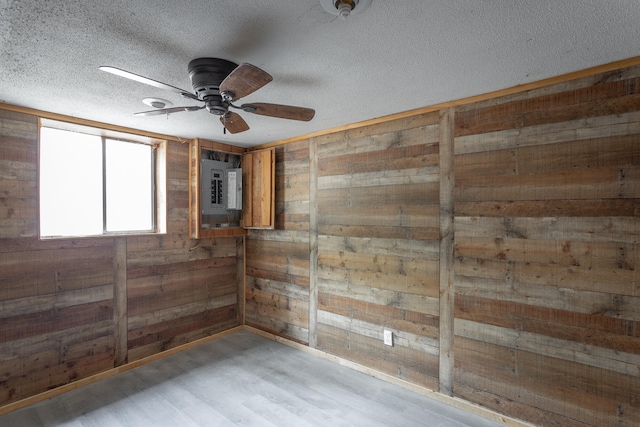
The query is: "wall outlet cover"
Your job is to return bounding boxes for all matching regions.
[384,329,393,346]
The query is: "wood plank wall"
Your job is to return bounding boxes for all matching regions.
[315,113,442,389]
[245,140,311,343]
[452,66,640,426]
[245,63,640,427]
[0,108,240,407]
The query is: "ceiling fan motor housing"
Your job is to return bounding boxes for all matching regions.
[188,58,238,101]
[204,97,228,116]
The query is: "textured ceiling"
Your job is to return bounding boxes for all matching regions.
[1,0,639,147]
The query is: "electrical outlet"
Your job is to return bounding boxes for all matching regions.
[383,329,393,346]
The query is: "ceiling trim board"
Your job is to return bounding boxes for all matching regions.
[250,55,640,151]
[0,102,189,145]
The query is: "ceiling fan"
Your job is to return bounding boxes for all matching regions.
[99,58,315,134]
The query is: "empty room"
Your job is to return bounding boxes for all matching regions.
[1,1,639,426]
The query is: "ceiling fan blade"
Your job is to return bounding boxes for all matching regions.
[220,111,250,134]
[219,63,273,101]
[99,66,199,101]
[134,106,204,116]
[243,103,315,121]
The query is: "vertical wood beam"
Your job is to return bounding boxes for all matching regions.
[238,235,246,325]
[188,139,201,239]
[258,149,273,227]
[308,138,319,348]
[113,237,128,366]
[438,108,455,396]
[243,151,254,227]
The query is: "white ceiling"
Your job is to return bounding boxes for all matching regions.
[1,0,639,147]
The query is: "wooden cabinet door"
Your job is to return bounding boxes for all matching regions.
[243,147,275,229]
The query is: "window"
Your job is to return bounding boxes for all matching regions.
[39,120,166,238]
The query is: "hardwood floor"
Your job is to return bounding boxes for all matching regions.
[0,331,505,427]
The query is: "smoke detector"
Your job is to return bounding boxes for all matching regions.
[142,97,172,109]
[320,0,372,19]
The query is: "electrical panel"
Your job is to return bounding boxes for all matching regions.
[190,141,275,238]
[200,152,242,229]
[201,159,242,214]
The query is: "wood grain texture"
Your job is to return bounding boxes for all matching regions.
[439,108,455,396]
[453,63,640,426]
[454,76,640,137]
[0,108,240,407]
[314,113,442,389]
[246,63,640,427]
[113,237,127,366]
[126,233,240,361]
[245,141,311,344]
[3,57,640,427]
[308,138,319,348]
[0,331,508,427]
[243,147,276,229]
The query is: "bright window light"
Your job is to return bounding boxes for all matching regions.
[106,139,153,232]
[39,127,157,238]
[39,128,103,237]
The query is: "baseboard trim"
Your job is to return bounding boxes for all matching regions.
[244,325,536,427]
[0,326,243,416]
[2,324,536,427]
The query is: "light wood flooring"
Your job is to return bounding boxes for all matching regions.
[0,331,505,427]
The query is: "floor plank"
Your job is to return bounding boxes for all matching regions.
[0,331,504,427]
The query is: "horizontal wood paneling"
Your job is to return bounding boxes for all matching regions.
[0,111,38,238]
[4,59,640,427]
[453,64,640,426]
[0,109,117,405]
[246,63,640,427]
[245,139,311,343]
[315,113,442,388]
[124,140,239,361]
[0,108,239,407]
[454,74,640,138]
[317,323,440,390]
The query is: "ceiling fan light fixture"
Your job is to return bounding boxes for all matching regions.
[102,59,314,135]
[320,0,372,19]
[142,97,172,109]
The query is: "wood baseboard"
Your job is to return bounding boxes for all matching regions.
[2,324,534,427]
[243,325,537,427]
[0,326,243,416]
